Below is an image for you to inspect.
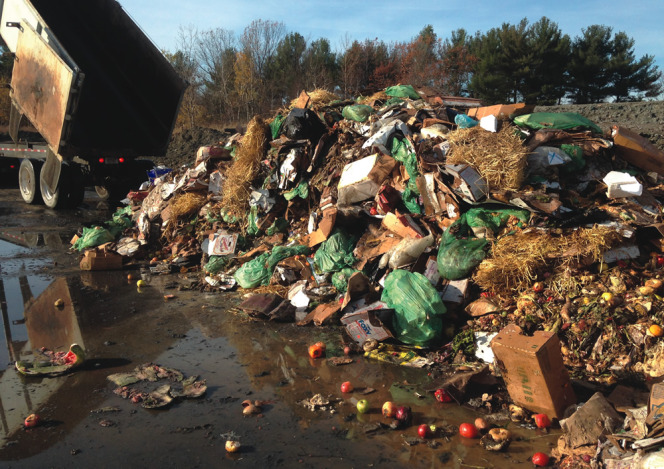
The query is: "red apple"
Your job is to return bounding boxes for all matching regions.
[340,381,353,393]
[532,452,550,466]
[459,422,479,439]
[533,413,551,429]
[417,424,429,438]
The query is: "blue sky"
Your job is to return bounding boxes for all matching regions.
[120,0,663,71]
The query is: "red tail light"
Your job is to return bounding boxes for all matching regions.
[119,157,125,163]
[98,158,105,163]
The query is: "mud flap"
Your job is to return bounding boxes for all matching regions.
[41,149,62,194]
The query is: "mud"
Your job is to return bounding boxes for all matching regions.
[0,186,559,468]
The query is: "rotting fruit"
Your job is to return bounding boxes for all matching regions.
[356,399,369,414]
[532,452,550,466]
[533,413,551,429]
[24,414,40,428]
[459,422,479,439]
[225,440,241,453]
[417,424,429,438]
[382,401,396,418]
[340,381,353,393]
[434,388,453,403]
[308,342,326,359]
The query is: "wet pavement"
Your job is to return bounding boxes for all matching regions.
[0,183,561,468]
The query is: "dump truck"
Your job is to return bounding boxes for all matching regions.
[0,0,186,208]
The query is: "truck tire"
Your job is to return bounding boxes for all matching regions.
[40,162,84,209]
[18,158,42,204]
[94,185,111,200]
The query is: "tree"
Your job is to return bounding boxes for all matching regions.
[608,32,662,101]
[195,27,237,123]
[521,17,570,104]
[301,38,337,90]
[440,29,476,96]
[568,25,613,103]
[468,28,512,103]
[169,25,203,129]
[394,25,441,88]
[270,33,306,103]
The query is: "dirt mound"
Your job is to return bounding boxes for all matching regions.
[161,127,230,169]
[535,101,664,151]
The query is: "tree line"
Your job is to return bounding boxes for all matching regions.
[169,16,662,128]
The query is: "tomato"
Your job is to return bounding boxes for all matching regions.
[340,381,353,393]
[434,388,453,403]
[459,423,479,439]
[532,452,550,466]
[533,413,551,429]
[417,424,429,438]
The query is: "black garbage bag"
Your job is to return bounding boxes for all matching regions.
[281,108,326,142]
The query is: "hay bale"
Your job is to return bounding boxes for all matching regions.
[446,126,529,191]
[219,116,270,221]
[473,226,623,295]
[169,192,207,220]
[289,89,340,110]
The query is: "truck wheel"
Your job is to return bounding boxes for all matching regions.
[18,159,43,204]
[64,165,85,208]
[40,162,81,209]
[94,185,110,200]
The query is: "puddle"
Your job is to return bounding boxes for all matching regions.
[0,273,560,467]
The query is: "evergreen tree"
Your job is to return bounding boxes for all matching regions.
[568,25,613,103]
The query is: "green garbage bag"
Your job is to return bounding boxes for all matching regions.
[513,112,603,134]
[560,144,586,173]
[247,206,260,236]
[381,270,446,347]
[381,97,405,108]
[283,180,309,201]
[270,114,284,140]
[266,218,289,236]
[73,226,115,251]
[342,104,374,123]
[331,267,358,293]
[105,206,133,237]
[314,230,357,273]
[384,85,421,100]
[234,245,310,289]
[437,207,529,280]
[205,256,229,274]
[391,136,421,214]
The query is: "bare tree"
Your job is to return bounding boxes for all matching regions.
[172,25,202,128]
[196,28,237,122]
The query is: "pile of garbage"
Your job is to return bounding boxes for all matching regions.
[72,85,664,466]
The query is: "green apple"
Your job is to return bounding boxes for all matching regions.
[356,399,369,414]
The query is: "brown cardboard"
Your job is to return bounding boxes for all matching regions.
[297,303,341,326]
[612,125,664,175]
[381,212,425,239]
[307,208,337,247]
[79,249,123,271]
[340,302,393,344]
[647,382,664,425]
[467,103,534,120]
[490,324,576,418]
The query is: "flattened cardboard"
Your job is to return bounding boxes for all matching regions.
[381,212,425,239]
[297,303,341,327]
[307,208,337,247]
[491,324,576,419]
[337,154,397,205]
[612,126,664,175]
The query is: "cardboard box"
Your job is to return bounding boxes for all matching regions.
[490,324,576,419]
[444,164,488,202]
[612,126,664,176]
[467,103,534,120]
[204,231,238,256]
[647,382,664,425]
[79,250,123,271]
[340,302,394,344]
[337,154,396,205]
